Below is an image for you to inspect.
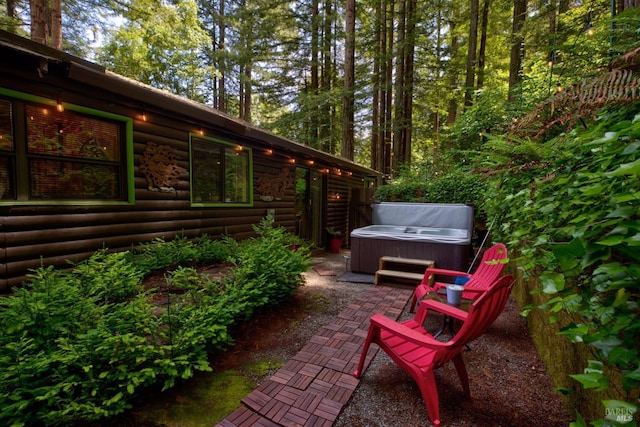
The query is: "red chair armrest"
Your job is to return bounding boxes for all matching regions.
[370,314,446,348]
[420,268,471,287]
[460,287,486,295]
[423,267,471,279]
[419,299,469,322]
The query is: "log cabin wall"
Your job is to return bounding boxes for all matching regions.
[326,172,375,248]
[0,32,380,291]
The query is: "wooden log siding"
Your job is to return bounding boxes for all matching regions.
[1,162,297,289]
[0,144,300,289]
[0,31,380,290]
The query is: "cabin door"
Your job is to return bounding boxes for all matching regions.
[295,167,325,247]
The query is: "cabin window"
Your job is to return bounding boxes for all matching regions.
[0,89,133,204]
[26,105,123,200]
[0,99,14,200]
[190,135,252,205]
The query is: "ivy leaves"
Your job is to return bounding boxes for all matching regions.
[483,105,640,419]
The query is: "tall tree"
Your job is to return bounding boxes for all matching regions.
[383,0,394,173]
[311,0,320,144]
[237,0,253,121]
[4,0,20,34]
[508,0,526,102]
[369,0,393,172]
[446,20,459,124]
[476,0,490,89]
[216,0,227,111]
[370,0,383,171]
[342,0,355,159]
[464,0,479,107]
[98,0,213,103]
[392,0,407,171]
[320,0,334,152]
[29,0,62,48]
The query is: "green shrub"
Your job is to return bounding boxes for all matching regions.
[0,223,310,426]
[374,169,485,208]
[229,217,311,314]
[427,171,486,207]
[194,234,233,264]
[374,183,425,202]
[0,261,162,425]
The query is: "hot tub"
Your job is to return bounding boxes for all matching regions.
[352,225,468,240]
[350,203,473,274]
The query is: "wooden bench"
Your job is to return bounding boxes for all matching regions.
[375,256,435,286]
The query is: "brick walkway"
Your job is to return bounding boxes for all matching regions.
[215,285,413,427]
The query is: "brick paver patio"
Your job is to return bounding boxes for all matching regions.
[215,285,412,427]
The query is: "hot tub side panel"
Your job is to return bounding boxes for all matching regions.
[350,235,469,274]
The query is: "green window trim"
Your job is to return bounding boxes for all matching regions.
[0,87,134,206]
[189,133,253,207]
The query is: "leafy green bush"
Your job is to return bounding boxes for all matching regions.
[427,171,486,207]
[479,104,640,423]
[0,224,310,426]
[194,234,233,264]
[0,260,164,425]
[227,217,311,315]
[449,86,530,151]
[374,169,485,209]
[374,182,428,202]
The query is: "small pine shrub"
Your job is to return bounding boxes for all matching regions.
[0,224,310,426]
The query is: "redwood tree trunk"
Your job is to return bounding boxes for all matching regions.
[464,0,479,107]
[217,0,226,112]
[447,22,458,125]
[6,0,18,33]
[311,0,320,144]
[383,0,394,174]
[29,0,61,49]
[392,0,406,172]
[508,0,527,103]
[320,0,333,152]
[29,0,48,46]
[370,0,382,170]
[342,0,355,160]
[476,0,490,89]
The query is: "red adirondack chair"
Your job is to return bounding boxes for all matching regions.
[409,243,508,312]
[353,274,514,426]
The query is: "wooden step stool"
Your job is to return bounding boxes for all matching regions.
[375,256,435,286]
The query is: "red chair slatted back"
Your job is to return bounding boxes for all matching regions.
[471,243,508,283]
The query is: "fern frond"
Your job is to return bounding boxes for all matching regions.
[511,68,640,140]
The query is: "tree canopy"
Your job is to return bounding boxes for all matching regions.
[2,0,638,170]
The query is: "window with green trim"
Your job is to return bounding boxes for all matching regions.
[0,98,14,200]
[0,90,132,204]
[190,135,252,205]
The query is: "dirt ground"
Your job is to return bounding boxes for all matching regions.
[116,250,572,426]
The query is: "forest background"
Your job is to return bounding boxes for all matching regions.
[1,1,640,425]
[2,0,638,178]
